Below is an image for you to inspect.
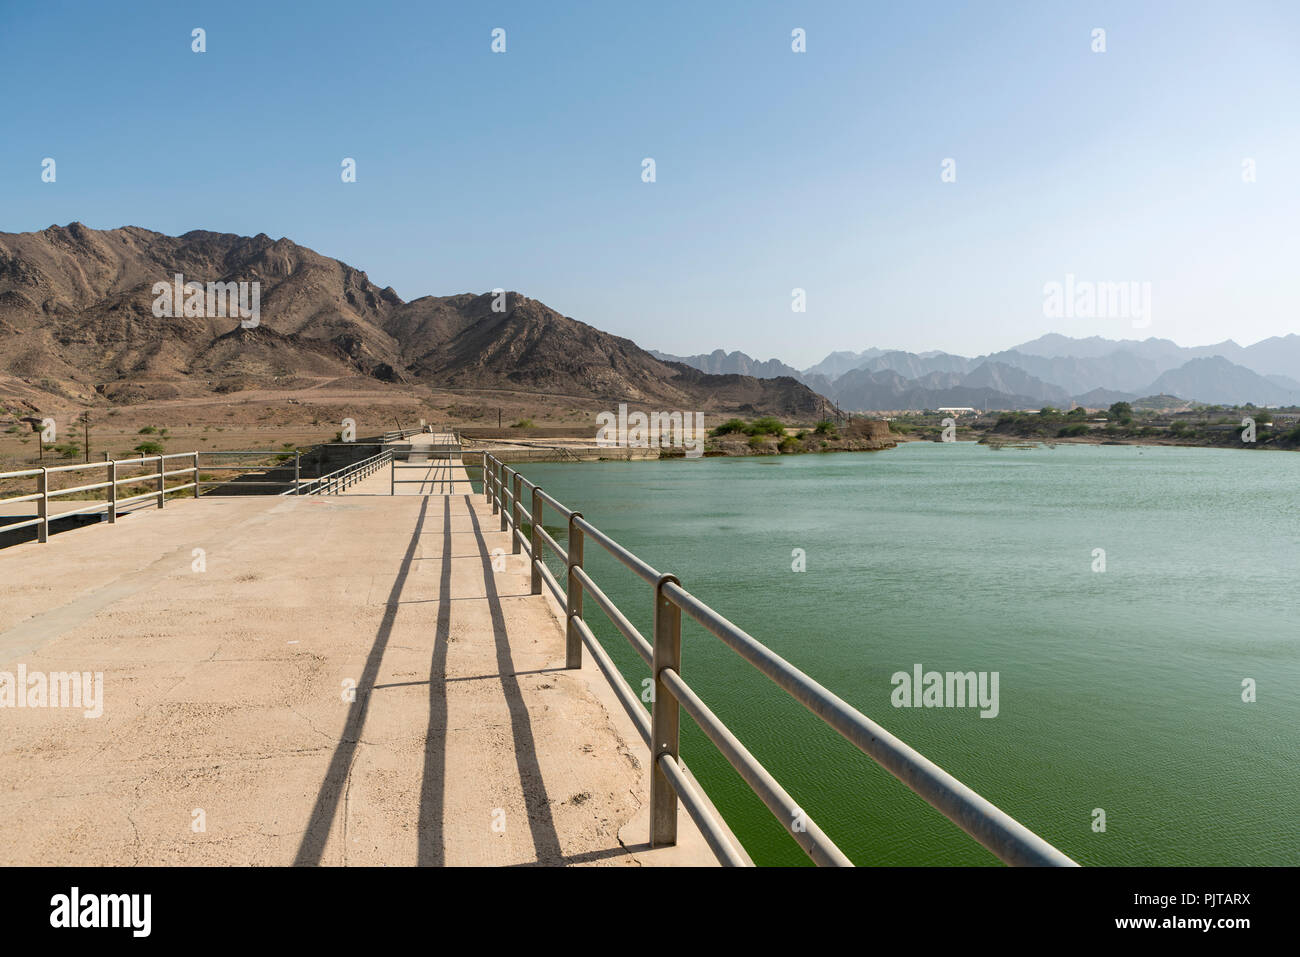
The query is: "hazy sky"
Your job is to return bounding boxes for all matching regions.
[2,0,1297,368]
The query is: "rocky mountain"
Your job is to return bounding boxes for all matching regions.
[648,348,805,381]
[803,349,885,381]
[0,224,826,416]
[792,335,1299,408]
[830,367,1048,412]
[1009,333,1300,383]
[857,350,973,380]
[1143,356,1300,407]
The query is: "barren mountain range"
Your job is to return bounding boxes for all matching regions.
[658,333,1300,409]
[0,224,823,417]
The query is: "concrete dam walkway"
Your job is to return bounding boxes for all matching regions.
[0,449,713,865]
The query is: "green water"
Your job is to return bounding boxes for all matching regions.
[521,443,1299,866]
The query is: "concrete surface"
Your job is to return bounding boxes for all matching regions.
[0,482,718,866]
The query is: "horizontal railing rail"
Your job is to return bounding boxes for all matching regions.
[480,451,1077,868]
[2,449,310,543]
[382,427,432,443]
[1,452,205,543]
[290,449,393,496]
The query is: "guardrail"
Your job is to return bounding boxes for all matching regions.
[0,452,202,543]
[290,449,393,496]
[479,450,1078,868]
[390,432,462,493]
[382,427,432,443]
[1,449,307,543]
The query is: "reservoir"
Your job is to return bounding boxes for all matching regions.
[524,442,1300,865]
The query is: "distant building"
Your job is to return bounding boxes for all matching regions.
[937,407,976,416]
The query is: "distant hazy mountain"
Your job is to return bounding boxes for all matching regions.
[795,334,1298,407]
[985,349,1163,396]
[648,348,805,381]
[1143,357,1300,407]
[1073,387,1137,407]
[802,349,885,380]
[960,361,1071,405]
[1011,333,1196,364]
[858,350,973,379]
[1008,332,1300,383]
[830,367,1046,412]
[1239,335,1300,379]
[652,332,1297,411]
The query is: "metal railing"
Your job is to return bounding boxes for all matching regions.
[383,427,432,443]
[1,449,311,543]
[0,452,203,543]
[480,451,1078,868]
[390,432,463,494]
[290,449,393,496]
[194,450,302,492]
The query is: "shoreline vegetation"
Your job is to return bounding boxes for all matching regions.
[935,401,1299,452]
[639,400,1300,460]
[694,416,898,456]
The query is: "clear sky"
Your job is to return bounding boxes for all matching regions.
[2,0,1297,368]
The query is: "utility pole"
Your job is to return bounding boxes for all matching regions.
[83,414,90,463]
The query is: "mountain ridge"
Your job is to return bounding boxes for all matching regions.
[0,224,825,417]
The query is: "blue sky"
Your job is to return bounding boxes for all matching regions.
[2,0,1297,367]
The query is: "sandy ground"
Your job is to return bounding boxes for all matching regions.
[0,483,717,865]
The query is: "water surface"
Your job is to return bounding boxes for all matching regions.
[523,443,1299,865]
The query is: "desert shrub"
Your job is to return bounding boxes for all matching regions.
[748,416,786,436]
[712,418,750,436]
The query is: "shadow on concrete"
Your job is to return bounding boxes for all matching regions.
[416,496,453,865]
[465,495,564,864]
[293,496,431,866]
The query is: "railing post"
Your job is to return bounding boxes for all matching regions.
[530,486,543,595]
[491,460,500,514]
[390,457,395,496]
[511,473,522,555]
[650,574,683,847]
[37,467,48,543]
[294,451,301,495]
[482,452,490,502]
[156,455,165,509]
[193,452,200,498]
[108,459,117,523]
[566,512,584,669]
[499,467,509,531]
